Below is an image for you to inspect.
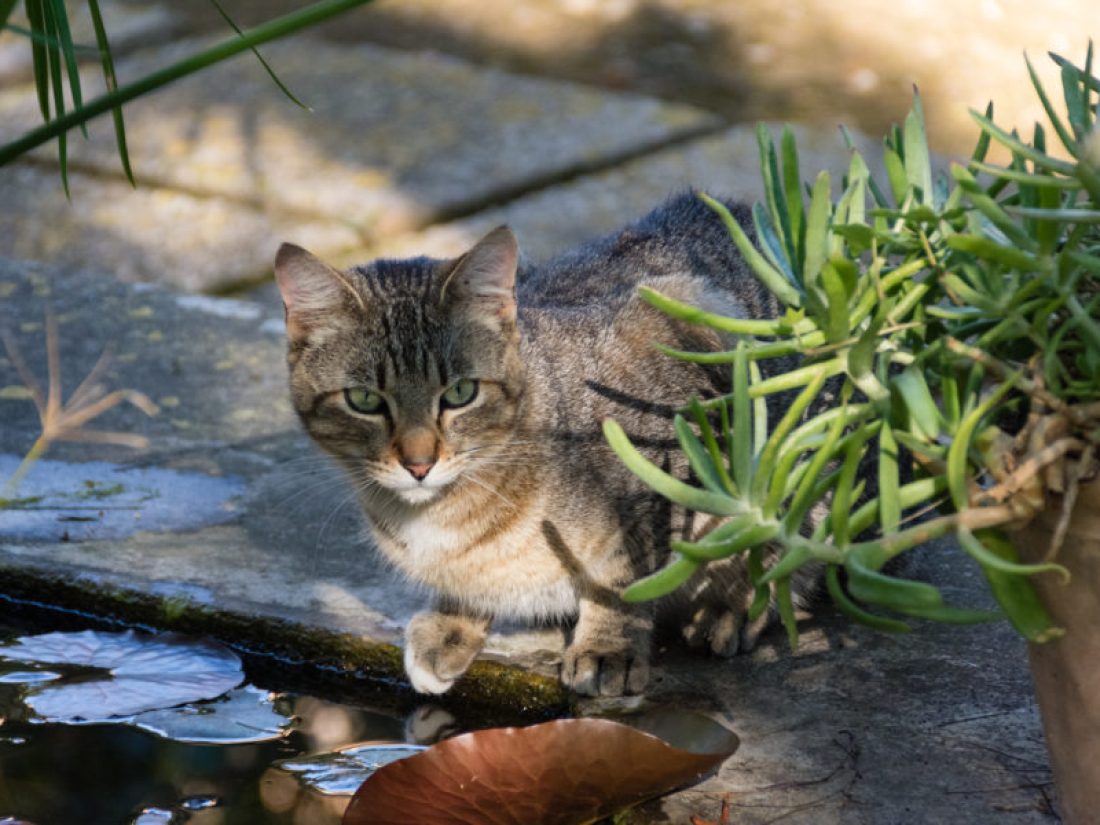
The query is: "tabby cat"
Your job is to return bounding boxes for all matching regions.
[274,193,801,697]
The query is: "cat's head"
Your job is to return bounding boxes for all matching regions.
[274,227,525,505]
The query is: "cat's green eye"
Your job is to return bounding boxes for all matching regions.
[345,387,386,415]
[441,378,479,409]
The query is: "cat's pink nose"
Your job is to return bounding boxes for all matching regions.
[403,461,434,481]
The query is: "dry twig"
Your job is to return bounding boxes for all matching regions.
[1,311,158,499]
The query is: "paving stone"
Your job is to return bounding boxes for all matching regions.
[0,256,1051,823]
[0,0,183,85]
[246,122,889,307]
[0,164,360,292]
[0,37,720,238]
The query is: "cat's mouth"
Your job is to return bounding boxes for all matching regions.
[395,485,443,505]
[380,463,458,505]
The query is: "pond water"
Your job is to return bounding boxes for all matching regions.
[0,617,431,825]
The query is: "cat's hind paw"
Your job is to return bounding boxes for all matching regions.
[561,644,650,697]
[681,603,772,657]
[404,609,488,695]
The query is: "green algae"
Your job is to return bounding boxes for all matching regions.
[0,564,569,721]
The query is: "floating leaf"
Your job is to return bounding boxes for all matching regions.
[278,743,427,796]
[130,685,291,744]
[342,711,738,825]
[0,630,243,721]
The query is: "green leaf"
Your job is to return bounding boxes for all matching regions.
[208,0,310,109]
[957,527,1069,583]
[672,522,778,562]
[846,546,944,610]
[687,399,737,494]
[749,360,768,458]
[603,419,744,516]
[825,565,911,632]
[638,286,792,336]
[848,303,886,379]
[883,148,909,205]
[946,234,1045,270]
[40,0,69,197]
[893,366,942,441]
[621,555,700,602]
[802,171,832,287]
[731,341,752,496]
[1024,53,1078,155]
[970,102,994,163]
[699,193,803,307]
[945,377,1017,511]
[87,0,134,185]
[781,126,805,270]
[757,124,795,267]
[968,160,1080,189]
[968,110,1076,176]
[903,90,933,203]
[972,529,1064,642]
[831,430,872,548]
[746,546,770,621]
[775,576,799,651]
[754,370,829,504]
[846,475,948,546]
[757,544,813,586]
[1006,206,1100,224]
[752,201,795,282]
[877,422,901,533]
[25,0,50,122]
[819,261,851,343]
[1062,62,1089,140]
[832,223,875,254]
[45,0,86,138]
[675,414,728,496]
[0,0,18,28]
[785,393,849,531]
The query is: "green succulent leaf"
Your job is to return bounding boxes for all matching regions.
[603,419,744,517]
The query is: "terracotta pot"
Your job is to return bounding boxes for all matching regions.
[1012,478,1100,825]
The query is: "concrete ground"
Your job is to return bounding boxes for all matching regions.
[0,2,1068,821]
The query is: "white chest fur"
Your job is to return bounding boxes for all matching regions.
[373,506,579,621]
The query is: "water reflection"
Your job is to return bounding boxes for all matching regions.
[0,693,409,825]
[0,625,412,825]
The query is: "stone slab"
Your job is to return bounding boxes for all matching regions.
[0,163,360,292]
[0,255,558,673]
[0,256,1052,822]
[245,122,889,306]
[0,37,720,238]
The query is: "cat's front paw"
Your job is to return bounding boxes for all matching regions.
[404,610,488,695]
[561,642,650,697]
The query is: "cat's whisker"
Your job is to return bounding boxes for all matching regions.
[462,470,517,510]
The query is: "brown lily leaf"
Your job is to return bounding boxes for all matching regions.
[342,710,738,825]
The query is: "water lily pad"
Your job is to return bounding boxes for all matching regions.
[0,670,61,684]
[276,743,427,796]
[131,685,291,744]
[0,630,244,721]
[342,710,739,825]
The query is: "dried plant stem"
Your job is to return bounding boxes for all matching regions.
[1,311,158,501]
[981,437,1087,506]
[1046,445,1096,562]
[1,436,48,500]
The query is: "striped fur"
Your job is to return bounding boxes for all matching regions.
[275,193,805,697]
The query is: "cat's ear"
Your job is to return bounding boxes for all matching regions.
[274,243,365,341]
[440,226,518,325]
